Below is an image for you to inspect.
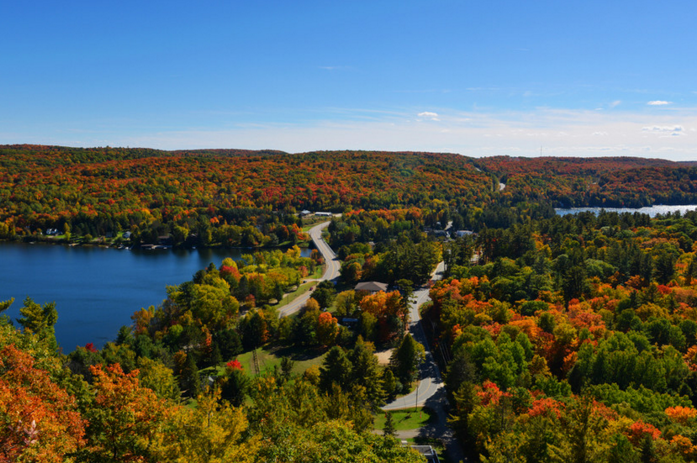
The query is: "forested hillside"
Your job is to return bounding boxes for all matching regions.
[3,146,697,247]
[477,156,697,207]
[0,145,491,246]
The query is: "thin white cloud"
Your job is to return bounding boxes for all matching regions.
[609,100,621,109]
[110,108,697,162]
[20,106,697,162]
[642,125,684,133]
[647,100,671,106]
[417,111,440,121]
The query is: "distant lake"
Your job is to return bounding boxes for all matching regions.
[555,205,697,218]
[0,243,311,352]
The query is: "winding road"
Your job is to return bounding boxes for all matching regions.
[280,224,465,460]
[278,221,340,317]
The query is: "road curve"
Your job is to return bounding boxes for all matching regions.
[279,221,340,317]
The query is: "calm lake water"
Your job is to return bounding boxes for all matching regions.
[0,243,311,352]
[555,205,697,217]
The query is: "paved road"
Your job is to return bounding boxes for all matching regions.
[381,261,468,462]
[383,261,445,410]
[278,221,340,317]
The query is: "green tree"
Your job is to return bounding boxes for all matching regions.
[383,369,398,399]
[608,434,639,463]
[17,297,58,350]
[221,367,250,407]
[280,356,295,383]
[137,357,180,400]
[0,298,14,325]
[320,346,353,392]
[313,280,337,309]
[391,334,425,386]
[349,336,386,407]
[177,353,202,398]
[685,255,697,286]
[383,412,396,437]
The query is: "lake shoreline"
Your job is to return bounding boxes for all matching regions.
[555,204,697,218]
[0,242,313,351]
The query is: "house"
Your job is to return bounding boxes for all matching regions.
[122,231,132,239]
[354,281,388,293]
[455,230,476,238]
[410,445,441,463]
[300,210,312,216]
[338,317,358,328]
[315,212,333,217]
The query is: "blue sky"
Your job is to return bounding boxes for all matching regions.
[1,1,696,159]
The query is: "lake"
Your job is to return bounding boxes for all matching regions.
[0,243,311,352]
[555,205,697,218]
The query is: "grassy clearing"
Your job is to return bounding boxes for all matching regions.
[310,265,323,279]
[236,344,328,376]
[374,407,436,431]
[275,281,316,308]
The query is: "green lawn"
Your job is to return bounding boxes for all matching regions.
[235,344,328,376]
[275,281,316,308]
[374,407,436,431]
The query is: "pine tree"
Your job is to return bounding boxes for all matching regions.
[383,412,396,437]
[180,354,202,398]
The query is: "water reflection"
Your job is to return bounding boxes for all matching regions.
[555,205,697,218]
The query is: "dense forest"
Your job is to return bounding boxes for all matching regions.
[3,145,697,248]
[427,209,697,462]
[5,145,697,462]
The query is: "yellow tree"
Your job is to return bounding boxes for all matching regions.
[156,389,259,463]
[85,363,170,462]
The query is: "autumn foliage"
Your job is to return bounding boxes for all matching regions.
[0,344,85,462]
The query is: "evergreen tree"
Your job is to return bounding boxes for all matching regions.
[319,346,352,392]
[391,334,425,387]
[349,336,385,407]
[383,412,396,437]
[221,367,249,407]
[17,297,58,350]
[180,353,202,398]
